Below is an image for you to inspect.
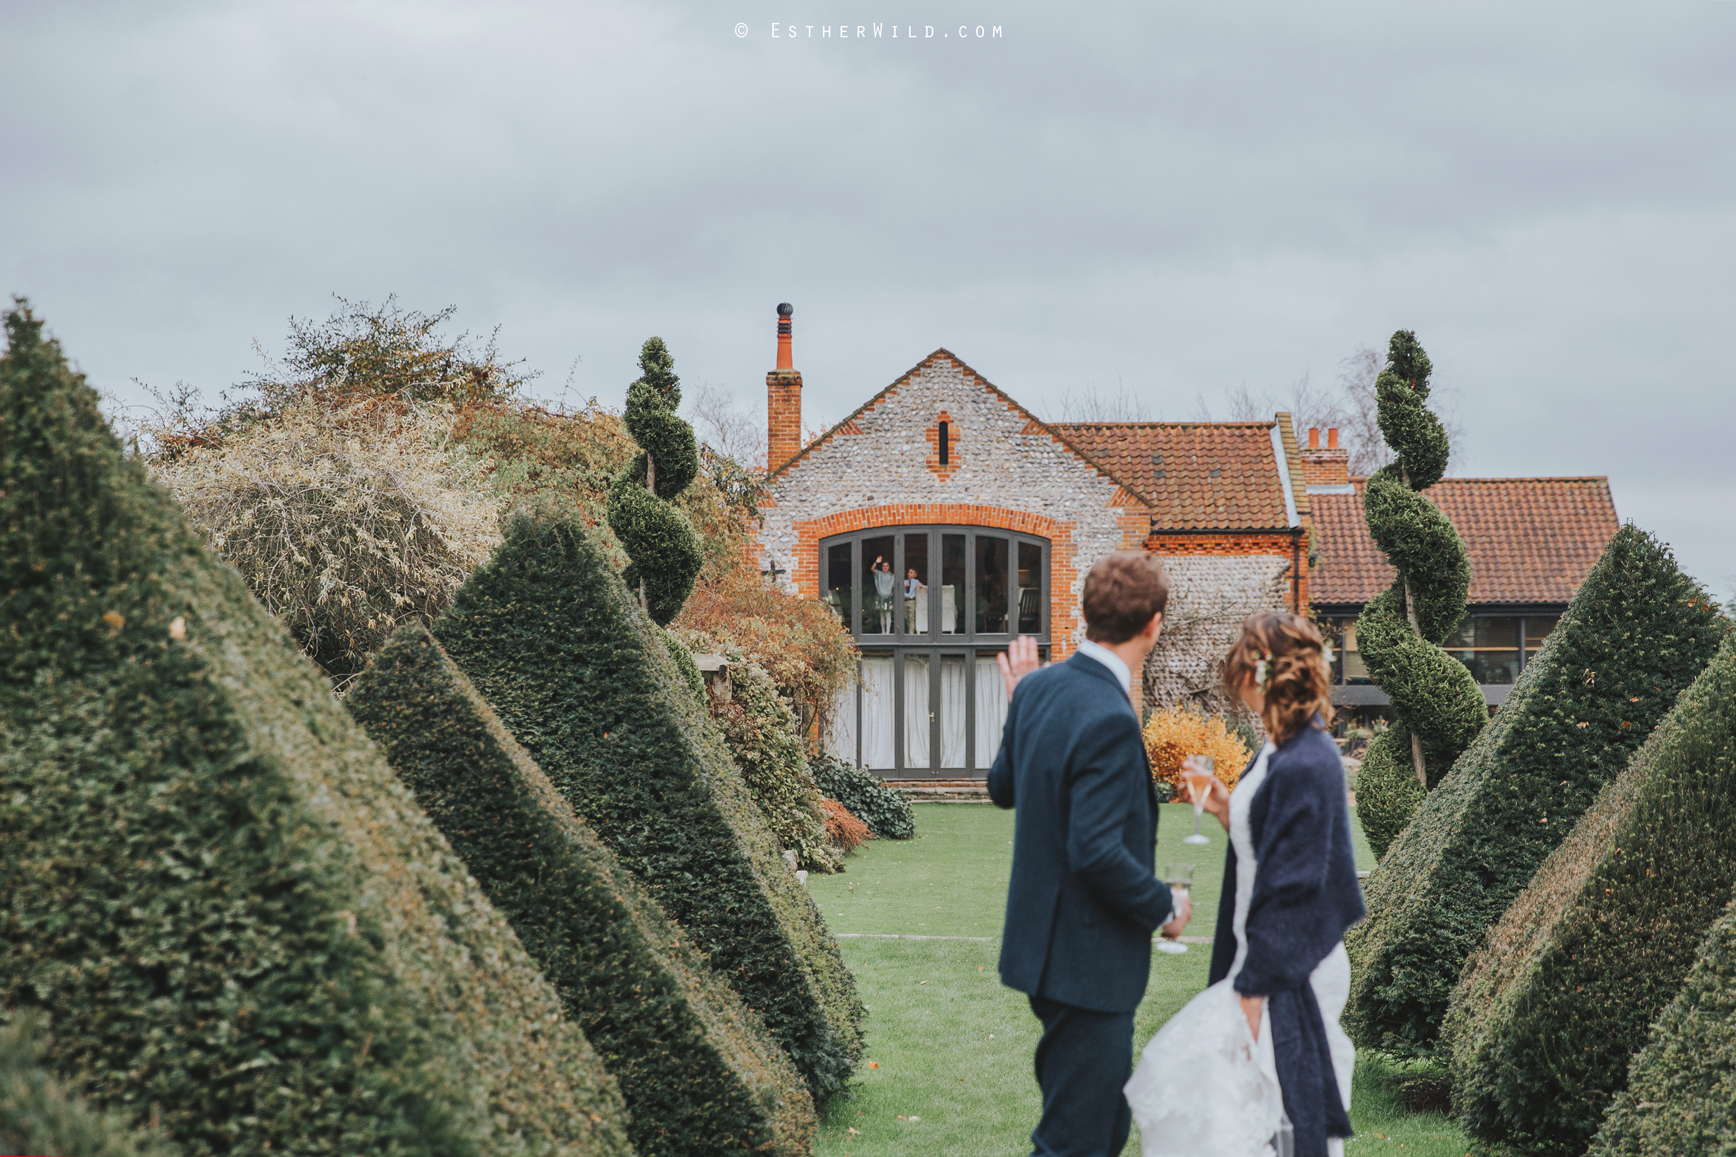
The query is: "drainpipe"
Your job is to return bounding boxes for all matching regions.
[1291,527,1302,613]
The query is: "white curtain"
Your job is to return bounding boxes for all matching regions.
[860,657,896,770]
[941,585,960,634]
[827,666,858,765]
[904,656,930,769]
[976,657,1009,770]
[940,656,968,768]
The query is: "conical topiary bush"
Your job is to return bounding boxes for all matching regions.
[1445,628,1736,1154]
[1344,525,1725,1055]
[1587,904,1736,1155]
[0,302,632,1157]
[0,1016,181,1157]
[347,623,816,1157]
[431,513,865,1103]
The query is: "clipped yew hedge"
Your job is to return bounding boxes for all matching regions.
[0,303,632,1157]
[347,624,816,1157]
[810,756,916,841]
[1588,904,1736,1155]
[1344,525,1725,1055]
[432,514,865,1103]
[707,652,838,873]
[1445,629,1736,1154]
[0,1016,180,1157]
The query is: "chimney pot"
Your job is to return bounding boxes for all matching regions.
[767,302,802,468]
[1327,427,1339,449]
[1308,427,1320,449]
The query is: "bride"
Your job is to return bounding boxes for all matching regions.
[1125,613,1366,1157]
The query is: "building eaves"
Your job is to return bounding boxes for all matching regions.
[765,348,1156,507]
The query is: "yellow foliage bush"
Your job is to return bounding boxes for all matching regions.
[1143,708,1252,794]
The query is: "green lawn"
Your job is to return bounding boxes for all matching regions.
[809,803,1464,1156]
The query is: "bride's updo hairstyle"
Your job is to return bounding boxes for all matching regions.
[1222,612,1334,743]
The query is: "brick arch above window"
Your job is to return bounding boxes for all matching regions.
[926,411,962,479]
[791,503,1081,658]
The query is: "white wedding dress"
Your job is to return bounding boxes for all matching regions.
[1124,743,1355,1157]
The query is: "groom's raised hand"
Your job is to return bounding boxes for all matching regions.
[1158,891,1192,940]
[998,635,1043,700]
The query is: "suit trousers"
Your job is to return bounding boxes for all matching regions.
[1028,995,1136,1157]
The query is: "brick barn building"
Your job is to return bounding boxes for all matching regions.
[754,305,1316,780]
[1301,431,1620,728]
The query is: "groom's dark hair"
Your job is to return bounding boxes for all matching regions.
[1081,552,1169,644]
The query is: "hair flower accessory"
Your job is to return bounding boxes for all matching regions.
[1322,642,1335,666]
[1254,652,1272,692]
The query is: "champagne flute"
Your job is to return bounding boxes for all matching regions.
[1181,754,1215,845]
[1155,862,1194,954]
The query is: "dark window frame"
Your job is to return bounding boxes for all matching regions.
[823,525,1051,777]
[1321,606,1564,689]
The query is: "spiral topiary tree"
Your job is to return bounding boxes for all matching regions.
[1353,330,1490,858]
[608,337,704,625]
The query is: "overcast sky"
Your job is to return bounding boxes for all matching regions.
[4,0,1733,595]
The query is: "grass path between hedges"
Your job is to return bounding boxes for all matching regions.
[808,803,1468,1157]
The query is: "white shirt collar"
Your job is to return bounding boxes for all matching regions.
[1076,639,1131,694]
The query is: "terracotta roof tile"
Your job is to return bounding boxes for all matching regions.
[1053,422,1292,530]
[1310,477,1620,606]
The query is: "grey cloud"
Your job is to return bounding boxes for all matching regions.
[2,0,1733,592]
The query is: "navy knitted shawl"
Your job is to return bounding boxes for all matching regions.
[1207,720,1366,1157]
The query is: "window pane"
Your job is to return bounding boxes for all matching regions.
[903,533,930,636]
[1475,617,1521,685]
[1017,541,1042,634]
[1445,614,1475,650]
[1447,615,1520,685]
[903,655,930,769]
[941,534,966,635]
[827,664,858,765]
[862,535,895,635]
[1343,620,1370,682]
[975,654,1008,769]
[825,543,852,627]
[940,656,967,768]
[976,536,1010,633]
[859,654,895,770]
[1525,615,1560,655]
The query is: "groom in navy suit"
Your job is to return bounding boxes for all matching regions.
[989,552,1191,1157]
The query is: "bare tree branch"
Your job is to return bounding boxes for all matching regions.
[687,381,766,470]
[1042,381,1153,424]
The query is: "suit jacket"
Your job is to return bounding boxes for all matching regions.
[1208,719,1365,1157]
[988,652,1171,1013]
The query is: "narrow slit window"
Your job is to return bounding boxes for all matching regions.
[938,421,950,465]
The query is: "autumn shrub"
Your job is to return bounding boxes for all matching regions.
[452,396,631,532]
[675,567,857,734]
[432,513,865,1104]
[1345,525,1727,1056]
[1444,629,1736,1155]
[149,394,502,682]
[0,1015,180,1157]
[1588,904,1736,1155]
[1143,707,1252,794]
[0,304,629,1157]
[810,755,916,840]
[348,624,816,1157]
[821,799,872,853]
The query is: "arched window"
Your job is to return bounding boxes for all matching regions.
[821,526,1050,777]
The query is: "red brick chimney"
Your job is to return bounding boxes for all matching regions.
[1300,425,1350,486]
[767,302,802,469]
